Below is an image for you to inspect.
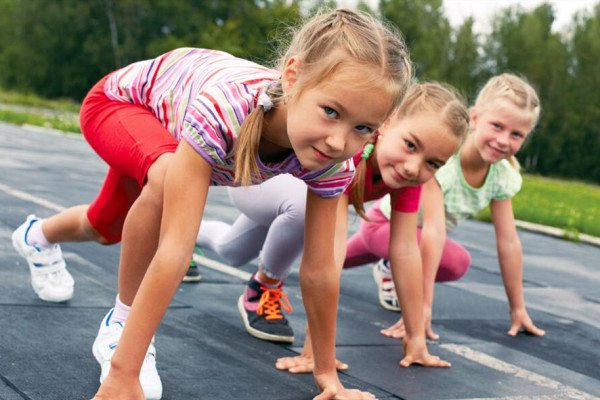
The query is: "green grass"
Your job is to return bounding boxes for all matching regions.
[0,89,80,113]
[0,109,80,133]
[476,175,600,238]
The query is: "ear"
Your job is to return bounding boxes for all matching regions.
[378,116,393,134]
[281,56,300,93]
[469,107,478,126]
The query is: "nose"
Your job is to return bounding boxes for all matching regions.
[324,128,347,154]
[496,131,510,148]
[404,158,419,179]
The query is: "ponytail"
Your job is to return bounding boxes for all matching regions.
[507,155,521,172]
[350,143,375,220]
[350,157,369,219]
[234,106,266,185]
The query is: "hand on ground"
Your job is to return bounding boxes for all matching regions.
[423,307,440,340]
[313,372,377,400]
[276,354,348,374]
[380,318,405,339]
[508,307,545,337]
[399,337,451,368]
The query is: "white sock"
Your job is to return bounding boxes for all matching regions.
[111,295,131,324]
[26,220,53,248]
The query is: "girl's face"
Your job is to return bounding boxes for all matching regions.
[470,98,533,164]
[282,60,391,171]
[375,112,459,189]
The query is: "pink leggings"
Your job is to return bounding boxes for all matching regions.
[343,199,471,282]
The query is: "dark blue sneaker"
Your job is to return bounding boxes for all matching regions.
[182,247,203,283]
[237,276,294,343]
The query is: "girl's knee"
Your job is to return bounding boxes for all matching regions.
[143,153,174,205]
[83,217,117,245]
[439,253,471,282]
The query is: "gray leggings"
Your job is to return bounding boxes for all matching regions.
[196,174,307,280]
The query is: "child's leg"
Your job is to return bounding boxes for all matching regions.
[344,222,382,268]
[230,174,306,280]
[80,76,177,398]
[116,153,173,304]
[31,205,112,245]
[434,237,471,282]
[347,201,392,262]
[197,214,269,266]
[230,174,306,343]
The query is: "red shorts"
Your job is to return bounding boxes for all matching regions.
[81,75,178,243]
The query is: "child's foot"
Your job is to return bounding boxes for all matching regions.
[182,247,203,283]
[373,259,400,312]
[238,276,294,343]
[92,309,163,400]
[12,214,74,302]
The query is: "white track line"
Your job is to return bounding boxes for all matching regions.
[0,182,65,212]
[192,253,251,281]
[441,344,600,400]
[0,181,251,281]
[3,182,599,399]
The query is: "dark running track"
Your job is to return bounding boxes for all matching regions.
[1,122,599,400]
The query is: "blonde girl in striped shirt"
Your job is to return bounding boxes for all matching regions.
[12,8,413,400]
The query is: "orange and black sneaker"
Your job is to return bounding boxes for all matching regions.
[237,275,294,343]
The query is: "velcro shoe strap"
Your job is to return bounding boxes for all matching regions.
[32,259,67,275]
[30,248,64,267]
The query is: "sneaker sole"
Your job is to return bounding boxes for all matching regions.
[11,230,73,303]
[372,265,401,312]
[237,295,294,343]
[182,274,202,282]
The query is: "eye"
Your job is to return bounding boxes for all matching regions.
[405,140,416,152]
[323,106,338,118]
[355,125,374,135]
[511,131,524,139]
[426,160,440,170]
[492,122,502,130]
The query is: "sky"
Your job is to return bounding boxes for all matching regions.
[336,0,597,33]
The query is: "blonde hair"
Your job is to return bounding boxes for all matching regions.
[351,82,470,219]
[474,73,541,171]
[234,8,413,185]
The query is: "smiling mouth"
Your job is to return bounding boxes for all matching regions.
[394,169,408,183]
[489,145,507,156]
[313,147,333,161]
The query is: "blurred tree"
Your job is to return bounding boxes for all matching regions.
[379,0,452,80]
[483,3,571,179]
[568,4,600,183]
[445,17,481,100]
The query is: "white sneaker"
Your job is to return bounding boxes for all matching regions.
[372,259,401,312]
[12,215,74,302]
[92,309,163,399]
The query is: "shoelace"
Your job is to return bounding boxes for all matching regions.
[256,286,292,320]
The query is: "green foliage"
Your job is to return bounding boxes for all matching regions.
[0,0,599,186]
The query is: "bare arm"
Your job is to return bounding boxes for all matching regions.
[490,198,545,337]
[388,209,450,368]
[96,141,212,398]
[303,193,377,399]
[419,179,447,336]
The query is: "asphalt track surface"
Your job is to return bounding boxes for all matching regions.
[1,122,599,400]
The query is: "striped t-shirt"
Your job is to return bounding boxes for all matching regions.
[104,47,354,197]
